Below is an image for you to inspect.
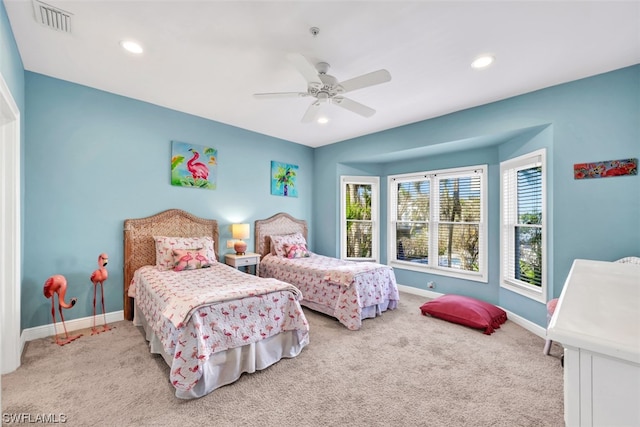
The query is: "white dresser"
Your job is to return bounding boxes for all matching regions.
[548,259,640,427]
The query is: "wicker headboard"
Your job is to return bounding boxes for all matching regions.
[254,212,308,258]
[123,209,219,320]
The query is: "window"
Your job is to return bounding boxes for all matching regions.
[500,149,546,302]
[340,176,379,261]
[388,165,487,282]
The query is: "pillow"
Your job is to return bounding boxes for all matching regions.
[172,248,212,271]
[270,232,307,257]
[154,236,216,270]
[420,294,507,335]
[285,243,311,259]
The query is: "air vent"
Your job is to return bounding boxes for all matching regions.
[32,0,72,33]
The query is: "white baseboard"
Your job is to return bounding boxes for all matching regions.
[21,311,125,343]
[500,309,546,339]
[397,284,546,339]
[397,283,443,300]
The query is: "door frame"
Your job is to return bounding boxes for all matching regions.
[0,72,22,375]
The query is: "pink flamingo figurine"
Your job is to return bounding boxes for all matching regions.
[90,253,113,334]
[43,275,82,346]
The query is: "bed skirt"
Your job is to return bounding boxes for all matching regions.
[133,304,307,399]
[301,298,397,322]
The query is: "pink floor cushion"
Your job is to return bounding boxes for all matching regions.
[420,294,508,335]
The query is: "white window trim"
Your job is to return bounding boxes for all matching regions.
[499,148,547,303]
[387,165,488,283]
[340,176,379,262]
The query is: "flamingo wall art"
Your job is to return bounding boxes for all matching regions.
[271,161,298,197]
[171,141,217,190]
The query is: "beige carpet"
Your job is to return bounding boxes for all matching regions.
[2,292,564,426]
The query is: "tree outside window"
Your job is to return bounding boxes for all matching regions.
[389,166,487,282]
[341,176,379,261]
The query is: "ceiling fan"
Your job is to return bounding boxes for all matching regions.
[253,53,391,123]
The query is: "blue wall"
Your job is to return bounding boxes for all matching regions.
[0,1,23,101]
[22,73,313,329]
[3,2,638,330]
[314,65,639,326]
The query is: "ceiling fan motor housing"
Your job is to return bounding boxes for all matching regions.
[309,63,342,97]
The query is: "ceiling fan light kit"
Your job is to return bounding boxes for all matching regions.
[254,53,391,123]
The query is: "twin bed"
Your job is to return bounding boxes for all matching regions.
[255,212,399,330]
[124,209,399,399]
[124,209,309,399]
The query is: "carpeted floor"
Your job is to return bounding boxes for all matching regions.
[2,292,565,426]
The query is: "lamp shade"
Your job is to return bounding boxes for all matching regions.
[231,223,250,240]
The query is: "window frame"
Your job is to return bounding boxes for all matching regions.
[340,175,379,262]
[387,165,488,282]
[499,149,547,303]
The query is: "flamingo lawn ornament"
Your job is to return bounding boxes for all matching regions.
[90,253,113,335]
[187,148,209,181]
[43,275,82,346]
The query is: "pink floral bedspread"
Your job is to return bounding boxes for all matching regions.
[130,264,310,392]
[259,253,400,330]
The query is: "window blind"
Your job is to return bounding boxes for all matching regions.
[502,156,543,289]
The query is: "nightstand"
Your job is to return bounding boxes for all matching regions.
[225,252,261,276]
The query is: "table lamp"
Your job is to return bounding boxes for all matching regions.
[232,223,250,255]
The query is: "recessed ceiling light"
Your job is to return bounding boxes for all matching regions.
[471,55,494,69]
[120,40,143,54]
[317,117,329,124]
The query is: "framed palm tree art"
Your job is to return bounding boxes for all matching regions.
[271,161,298,197]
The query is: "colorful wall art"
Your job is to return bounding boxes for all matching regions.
[171,141,217,190]
[271,161,298,197]
[574,158,637,180]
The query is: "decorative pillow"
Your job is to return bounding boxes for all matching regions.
[420,294,507,335]
[172,248,212,271]
[154,236,216,270]
[270,232,307,257]
[285,243,311,259]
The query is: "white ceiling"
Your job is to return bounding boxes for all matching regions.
[5,0,640,148]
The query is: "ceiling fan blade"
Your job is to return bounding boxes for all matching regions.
[287,53,322,87]
[301,101,322,123]
[338,69,391,94]
[332,97,376,118]
[253,92,309,99]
